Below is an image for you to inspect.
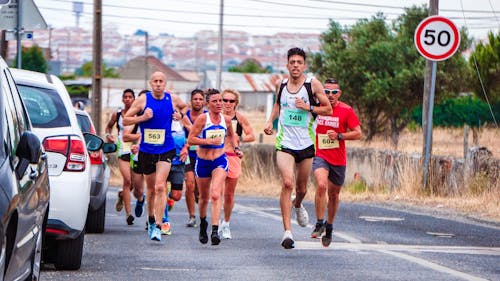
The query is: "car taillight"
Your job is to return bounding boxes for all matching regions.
[43,136,86,172]
[89,150,103,165]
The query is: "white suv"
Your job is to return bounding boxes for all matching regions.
[11,68,90,270]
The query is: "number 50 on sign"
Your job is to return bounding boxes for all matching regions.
[414,16,460,61]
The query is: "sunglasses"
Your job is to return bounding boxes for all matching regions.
[223,99,236,103]
[324,89,340,95]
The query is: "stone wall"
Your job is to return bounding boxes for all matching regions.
[241,144,499,195]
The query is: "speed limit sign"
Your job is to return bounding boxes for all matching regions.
[414,16,460,61]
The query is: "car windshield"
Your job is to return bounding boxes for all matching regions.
[17,85,70,128]
[76,113,92,133]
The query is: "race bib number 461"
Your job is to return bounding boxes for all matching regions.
[144,129,165,145]
[206,129,225,145]
[318,134,339,149]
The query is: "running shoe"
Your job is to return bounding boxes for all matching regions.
[115,191,123,212]
[135,194,145,217]
[150,226,162,241]
[281,230,295,249]
[126,215,134,225]
[199,219,208,244]
[321,232,333,247]
[211,231,221,245]
[186,216,197,228]
[294,204,309,227]
[219,221,232,239]
[167,197,175,212]
[311,222,325,238]
[147,222,155,238]
[161,222,172,235]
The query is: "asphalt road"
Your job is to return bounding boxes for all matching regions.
[41,187,500,281]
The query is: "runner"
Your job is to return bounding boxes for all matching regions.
[220,88,255,239]
[184,89,206,228]
[263,47,332,249]
[104,88,136,225]
[123,71,186,241]
[187,88,242,246]
[312,78,362,247]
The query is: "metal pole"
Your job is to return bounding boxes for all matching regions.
[216,0,223,89]
[16,0,22,68]
[422,0,438,190]
[144,31,148,90]
[91,0,103,134]
[423,61,437,191]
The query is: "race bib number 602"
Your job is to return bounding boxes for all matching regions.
[318,134,339,149]
[144,129,165,145]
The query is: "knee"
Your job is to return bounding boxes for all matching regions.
[154,182,167,194]
[316,182,328,195]
[171,190,182,201]
[282,179,294,191]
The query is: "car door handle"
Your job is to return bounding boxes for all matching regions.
[29,167,39,180]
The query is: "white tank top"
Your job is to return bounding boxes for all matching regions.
[276,77,316,150]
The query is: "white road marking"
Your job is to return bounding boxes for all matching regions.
[141,267,194,272]
[235,202,496,281]
[359,216,405,222]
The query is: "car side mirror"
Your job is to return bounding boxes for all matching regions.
[102,143,117,154]
[83,133,104,152]
[15,131,42,179]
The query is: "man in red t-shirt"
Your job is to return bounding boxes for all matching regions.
[312,78,362,247]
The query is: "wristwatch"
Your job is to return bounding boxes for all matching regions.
[309,105,314,112]
[337,133,343,141]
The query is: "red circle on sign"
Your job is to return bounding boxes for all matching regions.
[415,16,460,61]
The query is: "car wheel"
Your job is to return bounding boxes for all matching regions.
[86,198,106,233]
[54,230,84,270]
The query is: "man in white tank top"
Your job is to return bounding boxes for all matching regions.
[264,47,332,249]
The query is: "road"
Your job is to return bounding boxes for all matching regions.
[41,187,500,281]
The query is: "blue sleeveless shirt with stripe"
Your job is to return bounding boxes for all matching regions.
[139,92,175,154]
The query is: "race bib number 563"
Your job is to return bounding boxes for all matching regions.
[144,129,165,145]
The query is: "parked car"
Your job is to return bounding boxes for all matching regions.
[11,68,91,270]
[0,57,50,280]
[75,109,116,233]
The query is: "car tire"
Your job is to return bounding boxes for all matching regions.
[54,230,84,270]
[86,198,106,233]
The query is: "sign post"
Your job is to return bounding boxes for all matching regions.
[415,15,460,190]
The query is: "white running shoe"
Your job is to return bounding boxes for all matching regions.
[294,204,309,227]
[220,220,232,239]
[281,230,295,249]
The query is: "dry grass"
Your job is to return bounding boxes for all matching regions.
[106,109,500,223]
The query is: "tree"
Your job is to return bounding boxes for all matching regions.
[13,45,47,73]
[228,58,269,73]
[75,61,119,78]
[469,31,500,105]
[310,6,471,148]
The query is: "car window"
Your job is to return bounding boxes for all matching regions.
[4,68,29,132]
[2,72,20,155]
[17,84,71,128]
[76,113,92,133]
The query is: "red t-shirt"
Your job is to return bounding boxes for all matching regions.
[315,101,360,166]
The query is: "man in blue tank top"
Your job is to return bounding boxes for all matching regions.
[123,71,187,242]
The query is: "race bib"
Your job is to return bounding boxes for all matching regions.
[143,129,165,145]
[318,134,339,149]
[284,108,307,127]
[206,129,225,145]
[122,141,132,153]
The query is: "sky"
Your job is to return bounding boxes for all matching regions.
[30,0,500,40]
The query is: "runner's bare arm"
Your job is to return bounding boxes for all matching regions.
[123,95,148,126]
[236,112,255,143]
[312,78,332,116]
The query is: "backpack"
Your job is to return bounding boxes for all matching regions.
[277,77,319,119]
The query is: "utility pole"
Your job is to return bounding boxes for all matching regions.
[16,0,22,68]
[216,0,223,89]
[144,31,148,90]
[91,0,102,134]
[422,0,439,190]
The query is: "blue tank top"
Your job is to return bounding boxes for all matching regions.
[187,108,208,158]
[139,92,175,154]
[199,112,227,149]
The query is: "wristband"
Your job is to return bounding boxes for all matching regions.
[233,146,241,152]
